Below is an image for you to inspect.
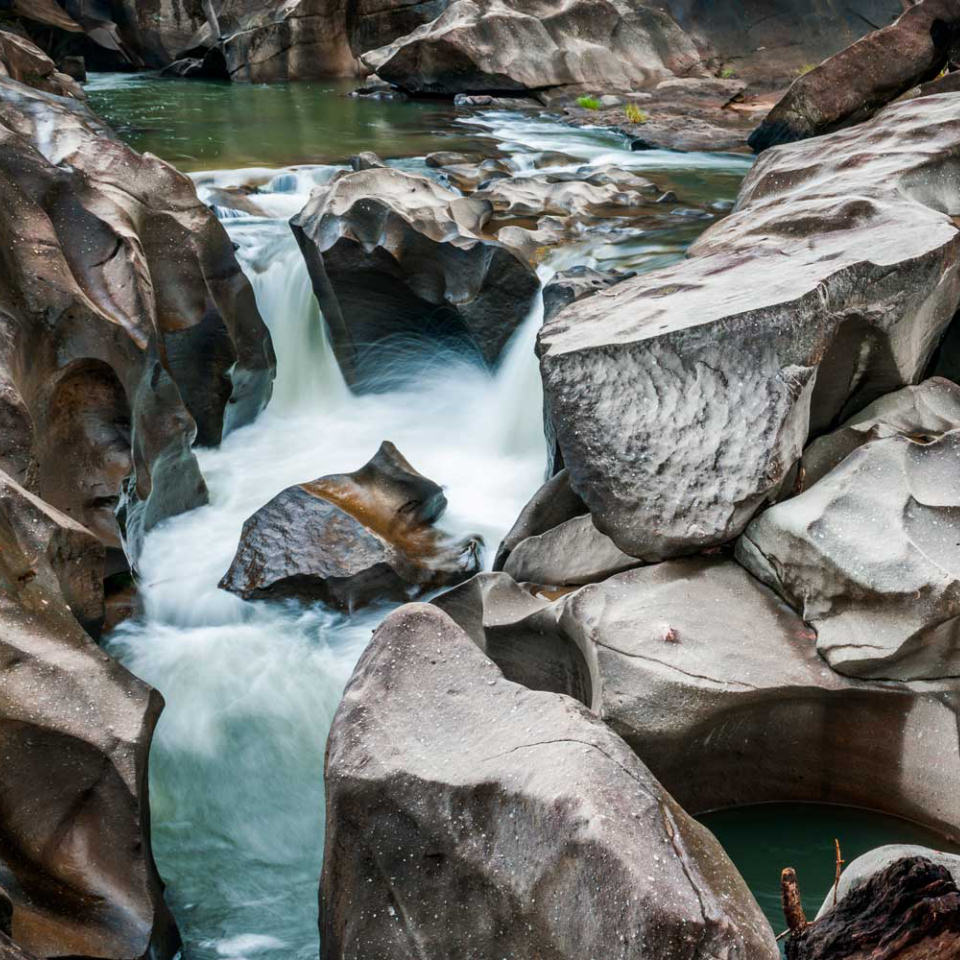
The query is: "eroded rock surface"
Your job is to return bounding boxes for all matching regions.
[750,0,960,150]
[220,442,480,609]
[538,94,960,561]
[322,602,778,960]
[291,165,538,385]
[0,29,83,98]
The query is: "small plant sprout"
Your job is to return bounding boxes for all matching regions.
[624,103,648,124]
[719,66,737,79]
[576,95,601,110]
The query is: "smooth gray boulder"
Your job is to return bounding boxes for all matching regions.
[436,562,960,834]
[538,93,960,562]
[220,442,480,609]
[322,602,779,960]
[363,0,705,96]
[738,427,960,682]
[291,165,539,385]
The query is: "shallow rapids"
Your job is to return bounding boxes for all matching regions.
[97,83,750,960]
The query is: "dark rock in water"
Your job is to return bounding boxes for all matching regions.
[538,94,960,562]
[452,92,540,108]
[786,856,960,960]
[738,419,960,682]
[322,602,779,960]
[290,165,539,386]
[363,0,704,95]
[58,54,86,81]
[160,46,228,80]
[348,73,406,99]
[0,460,179,959]
[436,561,960,831]
[542,265,636,323]
[0,29,83,98]
[220,442,480,609]
[348,149,385,170]
[749,0,960,151]
[0,76,275,563]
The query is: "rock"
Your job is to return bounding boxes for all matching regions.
[0,76,275,563]
[816,846,960,919]
[58,53,85,80]
[322,602,779,960]
[424,149,476,167]
[5,0,83,34]
[290,165,539,385]
[436,560,960,831]
[220,441,480,609]
[749,0,960,151]
[364,0,705,96]
[433,155,513,192]
[914,68,960,98]
[538,93,960,562]
[800,378,960,487]
[348,72,405,98]
[542,265,635,323]
[786,856,960,960]
[0,933,37,960]
[347,0,452,55]
[737,426,960,682]
[0,29,83,98]
[0,459,179,959]
[452,92,540,108]
[348,149,385,170]
[159,46,228,79]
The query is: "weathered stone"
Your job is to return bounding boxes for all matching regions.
[0,30,83,98]
[0,460,179,959]
[437,560,960,833]
[291,165,539,385]
[786,856,960,960]
[220,442,480,609]
[538,94,960,561]
[738,427,960,682]
[346,0,451,55]
[542,265,635,323]
[348,149,385,170]
[749,0,960,151]
[364,0,705,95]
[322,602,779,960]
[0,76,275,563]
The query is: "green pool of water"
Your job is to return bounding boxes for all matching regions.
[699,803,960,936]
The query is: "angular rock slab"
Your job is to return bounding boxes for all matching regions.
[322,602,778,960]
[0,467,178,958]
[220,441,480,609]
[538,94,960,561]
[364,0,704,95]
[291,165,539,386]
[436,561,960,834]
[738,427,960,681]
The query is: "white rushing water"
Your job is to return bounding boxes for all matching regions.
[105,108,751,960]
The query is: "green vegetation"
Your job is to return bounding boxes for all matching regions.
[719,66,737,79]
[576,95,601,110]
[798,63,817,76]
[624,103,648,124]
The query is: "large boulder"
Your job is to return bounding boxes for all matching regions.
[0,29,83,98]
[220,441,480,609]
[737,427,960,683]
[0,76,275,564]
[363,0,705,96]
[749,0,960,151]
[291,165,539,386]
[322,602,779,960]
[0,461,179,959]
[435,561,960,834]
[346,0,451,55]
[537,93,960,562]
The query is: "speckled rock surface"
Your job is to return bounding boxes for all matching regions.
[322,602,779,960]
[538,94,960,561]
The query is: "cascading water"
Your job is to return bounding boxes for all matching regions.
[96,86,752,960]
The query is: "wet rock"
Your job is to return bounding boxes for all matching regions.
[0,77,275,562]
[452,92,540,108]
[0,461,179,959]
[364,0,704,96]
[538,94,960,561]
[424,149,476,167]
[542,265,636,323]
[749,0,960,151]
[737,426,960,682]
[290,165,539,385]
[348,149,385,170]
[437,560,960,832]
[348,72,406,99]
[434,155,513,192]
[0,29,83,98]
[220,442,480,609]
[322,602,779,960]
[786,856,960,960]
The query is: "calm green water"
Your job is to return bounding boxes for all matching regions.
[85,74,490,171]
[700,803,960,935]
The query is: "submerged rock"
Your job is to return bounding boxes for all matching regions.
[436,561,960,832]
[749,0,960,151]
[363,0,704,95]
[220,442,480,609]
[0,76,275,563]
[538,94,960,562]
[290,165,539,386]
[0,459,179,959]
[322,602,778,960]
